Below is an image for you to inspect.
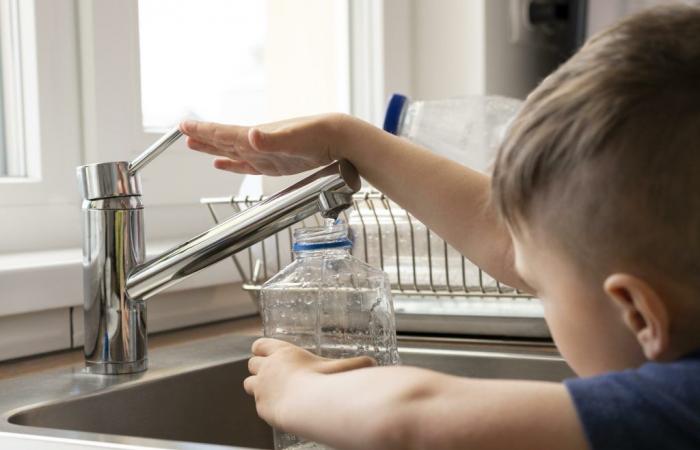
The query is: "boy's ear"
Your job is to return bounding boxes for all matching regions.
[603,274,669,361]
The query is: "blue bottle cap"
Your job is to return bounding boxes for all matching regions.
[292,238,353,252]
[383,93,409,135]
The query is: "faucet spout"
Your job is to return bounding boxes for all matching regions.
[125,160,360,300]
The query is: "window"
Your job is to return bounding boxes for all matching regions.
[138,0,268,129]
[137,0,350,131]
[0,0,82,253]
[0,0,27,178]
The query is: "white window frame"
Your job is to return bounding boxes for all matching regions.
[0,0,83,253]
[0,0,28,177]
[354,0,414,123]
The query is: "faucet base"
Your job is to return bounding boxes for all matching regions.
[85,359,148,375]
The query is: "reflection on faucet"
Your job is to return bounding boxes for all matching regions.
[77,137,359,374]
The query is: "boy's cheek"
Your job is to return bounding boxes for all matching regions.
[541,294,600,375]
[543,294,646,376]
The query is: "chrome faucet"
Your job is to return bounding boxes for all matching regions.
[76,128,360,374]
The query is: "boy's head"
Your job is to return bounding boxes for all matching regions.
[492,5,700,375]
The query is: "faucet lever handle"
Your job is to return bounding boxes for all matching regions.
[128,126,183,175]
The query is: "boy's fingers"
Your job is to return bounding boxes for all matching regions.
[251,337,286,356]
[214,158,261,175]
[186,137,223,156]
[248,356,263,375]
[323,355,377,374]
[245,158,281,176]
[180,120,244,145]
[180,120,215,140]
[243,375,257,395]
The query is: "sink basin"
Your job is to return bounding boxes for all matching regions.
[0,334,573,449]
[9,358,272,449]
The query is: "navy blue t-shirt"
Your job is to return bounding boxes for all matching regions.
[565,349,700,450]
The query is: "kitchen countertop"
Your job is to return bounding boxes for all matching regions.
[0,315,262,381]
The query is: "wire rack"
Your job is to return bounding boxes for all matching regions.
[202,189,548,337]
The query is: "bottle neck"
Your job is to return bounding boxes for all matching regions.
[293,246,351,259]
[292,223,352,256]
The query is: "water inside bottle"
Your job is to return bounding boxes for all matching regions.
[282,439,332,450]
[262,286,400,365]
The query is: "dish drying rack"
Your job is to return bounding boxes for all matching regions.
[202,190,549,338]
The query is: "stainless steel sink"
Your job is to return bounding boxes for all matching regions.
[0,334,573,449]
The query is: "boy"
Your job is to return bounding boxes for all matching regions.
[180,5,700,449]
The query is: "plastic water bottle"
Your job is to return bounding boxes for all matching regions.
[260,221,400,450]
[383,93,522,172]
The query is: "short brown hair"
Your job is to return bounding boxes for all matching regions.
[492,5,700,293]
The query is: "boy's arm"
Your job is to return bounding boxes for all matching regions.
[334,116,523,291]
[245,339,588,450]
[182,114,526,291]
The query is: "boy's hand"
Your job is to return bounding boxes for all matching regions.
[243,338,376,429]
[180,114,350,176]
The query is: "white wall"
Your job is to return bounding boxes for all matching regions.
[405,0,561,101]
[265,0,347,120]
[411,0,485,99]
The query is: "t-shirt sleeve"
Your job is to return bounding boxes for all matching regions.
[564,366,700,450]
